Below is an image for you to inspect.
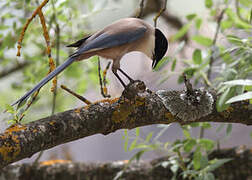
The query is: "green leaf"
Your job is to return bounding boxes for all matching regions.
[122,130,128,152]
[216,124,225,132]
[190,123,200,127]
[145,132,153,143]
[171,58,177,71]
[250,131,252,139]
[153,56,171,71]
[193,49,202,64]
[186,13,197,21]
[129,139,137,151]
[192,35,213,46]
[239,0,252,6]
[5,104,15,114]
[226,35,243,45]
[207,158,232,171]
[199,139,215,151]
[201,122,211,129]
[174,41,186,55]
[184,139,197,152]
[193,147,202,170]
[200,155,209,169]
[183,67,197,78]
[204,172,215,180]
[205,0,213,8]
[113,170,124,180]
[221,20,233,30]
[164,141,169,149]
[183,129,191,139]
[217,87,236,112]
[136,127,140,137]
[171,23,191,41]
[226,91,252,104]
[250,8,252,24]
[226,124,232,136]
[223,79,252,86]
[130,150,146,162]
[195,18,202,29]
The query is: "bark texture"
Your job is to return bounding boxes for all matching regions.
[0,81,251,168]
[0,148,251,180]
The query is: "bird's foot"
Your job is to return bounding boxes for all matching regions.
[120,80,152,101]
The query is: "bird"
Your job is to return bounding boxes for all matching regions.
[11,18,168,107]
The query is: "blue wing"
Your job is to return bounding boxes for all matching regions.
[71,27,147,57]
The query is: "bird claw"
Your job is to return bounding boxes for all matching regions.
[120,80,147,100]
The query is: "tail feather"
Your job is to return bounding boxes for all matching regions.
[11,56,76,107]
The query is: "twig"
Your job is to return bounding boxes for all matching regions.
[207,8,226,81]
[16,0,49,56]
[153,0,167,27]
[102,62,111,97]
[183,73,194,95]
[98,58,111,98]
[18,90,40,122]
[51,13,61,115]
[136,0,145,18]
[60,85,91,105]
[38,9,57,92]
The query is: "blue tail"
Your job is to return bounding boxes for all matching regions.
[11,56,76,107]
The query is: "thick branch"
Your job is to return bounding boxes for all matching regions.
[1,148,251,179]
[0,81,251,168]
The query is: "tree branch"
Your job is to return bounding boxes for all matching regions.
[1,148,251,179]
[0,81,251,168]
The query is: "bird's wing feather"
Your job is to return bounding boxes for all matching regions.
[66,35,92,47]
[71,27,147,57]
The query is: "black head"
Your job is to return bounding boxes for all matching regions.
[152,28,168,69]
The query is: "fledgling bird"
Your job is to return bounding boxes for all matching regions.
[12,18,168,106]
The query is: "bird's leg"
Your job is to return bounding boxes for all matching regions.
[113,70,126,87]
[118,68,134,82]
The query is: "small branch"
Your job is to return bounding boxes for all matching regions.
[61,85,91,105]
[0,61,30,78]
[102,62,111,97]
[183,73,194,95]
[38,9,57,92]
[16,0,49,56]
[98,59,111,98]
[207,9,226,81]
[136,0,145,18]
[153,0,167,27]
[0,81,251,168]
